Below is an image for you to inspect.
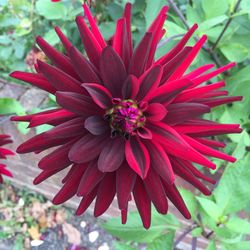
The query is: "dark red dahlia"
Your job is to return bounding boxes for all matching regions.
[11,4,242,228]
[0,134,14,184]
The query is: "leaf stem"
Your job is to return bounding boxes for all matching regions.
[212,0,242,50]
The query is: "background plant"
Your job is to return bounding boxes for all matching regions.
[0,0,250,249]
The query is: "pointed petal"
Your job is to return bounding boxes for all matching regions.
[98,138,124,172]
[76,16,102,68]
[77,161,105,196]
[76,187,98,215]
[164,103,210,125]
[84,116,109,135]
[122,75,139,99]
[183,135,236,162]
[145,103,167,121]
[94,172,116,216]
[68,46,101,84]
[53,164,87,205]
[69,134,108,164]
[151,78,192,105]
[83,83,113,109]
[148,122,216,169]
[116,163,136,209]
[54,26,72,54]
[129,32,153,77]
[162,181,191,219]
[156,24,198,65]
[137,127,153,139]
[100,46,127,97]
[125,136,150,179]
[56,91,100,116]
[38,139,76,170]
[36,36,78,79]
[133,178,151,229]
[83,4,106,48]
[37,60,84,93]
[144,140,175,184]
[123,3,133,56]
[167,35,207,82]
[137,65,163,101]
[144,167,168,214]
[10,71,56,94]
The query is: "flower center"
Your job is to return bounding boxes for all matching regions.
[105,99,146,139]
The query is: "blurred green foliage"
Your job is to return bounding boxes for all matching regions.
[0,0,250,249]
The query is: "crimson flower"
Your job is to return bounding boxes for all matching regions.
[11,3,242,228]
[0,134,14,184]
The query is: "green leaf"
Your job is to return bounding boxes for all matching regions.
[147,231,175,250]
[0,98,25,115]
[202,0,228,19]
[206,240,217,250]
[220,43,248,62]
[113,241,137,250]
[198,15,228,33]
[214,153,250,213]
[107,3,124,20]
[179,188,198,219]
[226,216,250,234]
[223,241,250,250]
[192,227,202,237]
[44,29,60,46]
[102,210,179,243]
[99,22,116,40]
[36,0,67,20]
[145,0,165,28]
[196,197,223,222]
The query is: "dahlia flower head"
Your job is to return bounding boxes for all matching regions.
[0,134,14,184]
[11,3,242,228]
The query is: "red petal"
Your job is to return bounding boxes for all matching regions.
[76,187,98,215]
[84,116,109,135]
[125,136,150,179]
[68,46,101,84]
[56,91,100,116]
[183,135,236,162]
[167,35,207,82]
[100,46,127,97]
[76,16,102,68]
[122,75,139,99]
[10,71,56,94]
[83,83,113,109]
[129,32,153,77]
[37,60,84,93]
[184,64,215,79]
[123,3,133,56]
[69,134,109,164]
[164,103,210,125]
[133,178,151,229]
[156,23,198,65]
[77,161,105,196]
[151,78,192,105]
[94,172,116,216]
[116,163,136,210]
[98,138,124,172]
[144,140,174,184]
[54,26,72,54]
[162,181,191,219]
[144,167,168,214]
[83,4,106,48]
[145,103,167,121]
[53,164,87,205]
[137,65,163,101]
[36,36,79,79]
[149,122,216,169]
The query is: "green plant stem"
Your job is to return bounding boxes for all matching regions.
[212,0,242,50]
